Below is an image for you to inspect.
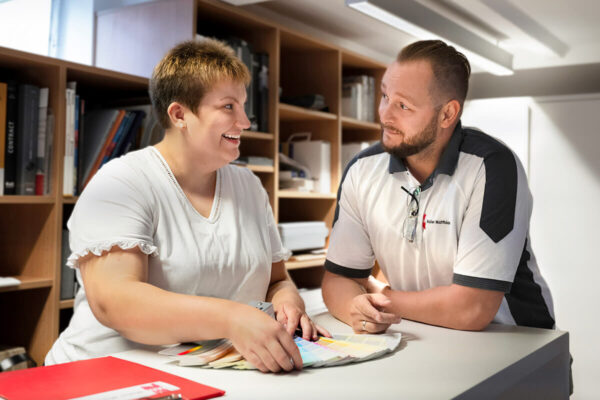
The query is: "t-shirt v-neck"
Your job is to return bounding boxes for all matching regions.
[150,146,221,223]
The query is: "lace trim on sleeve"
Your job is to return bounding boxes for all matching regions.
[66,240,159,268]
[272,247,292,263]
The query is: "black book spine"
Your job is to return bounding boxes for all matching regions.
[257,53,269,133]
[16,84,39,195]
[77,98,85,194]
[4,82,18,194]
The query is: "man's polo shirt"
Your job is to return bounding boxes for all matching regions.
[325,122,555,328]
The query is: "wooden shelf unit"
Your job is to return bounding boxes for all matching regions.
[0,276,54,293]
[285,258,326,270]
[278,190,337,199]
[59,299,75,309]
[0,0,387,366]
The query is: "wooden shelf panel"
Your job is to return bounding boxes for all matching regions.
[278,190,337,199]
[59,299,75,309]
[278,103,337,121]
[62,196,78,204]
[0,196,55,204]
[341,116,381,131]
[285,258,326,270]
[342,50,387,69]
[247,164,274,173]
[242,131,274,140]
[0,276,53,293]
[231,164,274,173]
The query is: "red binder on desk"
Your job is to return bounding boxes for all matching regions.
[0,356,225,400]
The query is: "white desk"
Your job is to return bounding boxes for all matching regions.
[113,313,569,399]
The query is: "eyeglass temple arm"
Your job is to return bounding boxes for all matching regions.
[401,186,420,209]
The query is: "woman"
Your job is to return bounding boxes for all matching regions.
[46,39,328,372]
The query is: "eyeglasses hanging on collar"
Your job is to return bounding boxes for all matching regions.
[401,186,421,243]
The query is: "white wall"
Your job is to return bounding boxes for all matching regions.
[0,0,52,56]
[462,97,531,175]
[529,95,600,399]
[52,0,94,64]
[466,94,600,399]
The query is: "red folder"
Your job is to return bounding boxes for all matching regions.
[0,356,225,400]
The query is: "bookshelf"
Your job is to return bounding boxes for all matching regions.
[0,0,386,366]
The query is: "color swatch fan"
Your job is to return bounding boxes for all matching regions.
[159,333,402,370]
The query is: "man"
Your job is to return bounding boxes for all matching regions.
[322,40,555,333]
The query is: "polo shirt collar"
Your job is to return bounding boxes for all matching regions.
[435,121,463,176]
[388,121,463,179]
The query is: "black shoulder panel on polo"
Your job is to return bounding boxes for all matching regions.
[324,259,372,279]
[461,127,518,243]
[505,239,555,329]
[333,142,385,226]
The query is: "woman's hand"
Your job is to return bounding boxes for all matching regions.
[228,304,303,373]
[274,302,331,341]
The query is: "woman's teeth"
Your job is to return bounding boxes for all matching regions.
[222,134,240,140]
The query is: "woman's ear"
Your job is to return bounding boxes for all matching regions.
[166,102,187,129]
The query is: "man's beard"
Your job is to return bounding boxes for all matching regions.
[381,111,439,159]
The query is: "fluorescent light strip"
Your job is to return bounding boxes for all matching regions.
[347,0,514,76]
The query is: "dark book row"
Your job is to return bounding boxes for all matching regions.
[197,34,270,133]
[63,82,162,196]
[0,80,53,196]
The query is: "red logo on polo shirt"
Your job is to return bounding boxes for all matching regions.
[423,213,427,229]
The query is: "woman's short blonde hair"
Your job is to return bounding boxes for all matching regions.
[149,38,251,129]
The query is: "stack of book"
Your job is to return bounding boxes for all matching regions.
[197,34,270,133]
[62,82,160,196]
[0,81,54,196]
[342,75,376,122]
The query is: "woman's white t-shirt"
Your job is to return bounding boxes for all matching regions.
[45,147,289,365]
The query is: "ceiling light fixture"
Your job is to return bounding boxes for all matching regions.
[346,0,514,76]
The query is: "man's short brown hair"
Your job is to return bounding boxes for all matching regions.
[397,40,471,108]
[149,38,250,129]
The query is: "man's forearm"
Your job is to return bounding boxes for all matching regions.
[381,284,502,331]
[322,271,367,325]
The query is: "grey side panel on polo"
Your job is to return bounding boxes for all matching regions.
[332,142,385,226]
[461,128,517,243]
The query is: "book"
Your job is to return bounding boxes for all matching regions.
[83,109,126,187]
[80,109,121,187]
[102,111,134,164]
[76,98,86,194]
[63,86,76,195]
[116,109,146,156]
[255,52,269,133]
[227,37,258,131]
[342,75,375,122]
[0,356,225,400]
[73,94,80,194]
[3,81,18,194]
[16,84,40,195]
[60,228,75,300]
[43,109,54,194]
[0,82,6,195]
[35,87,49,195]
